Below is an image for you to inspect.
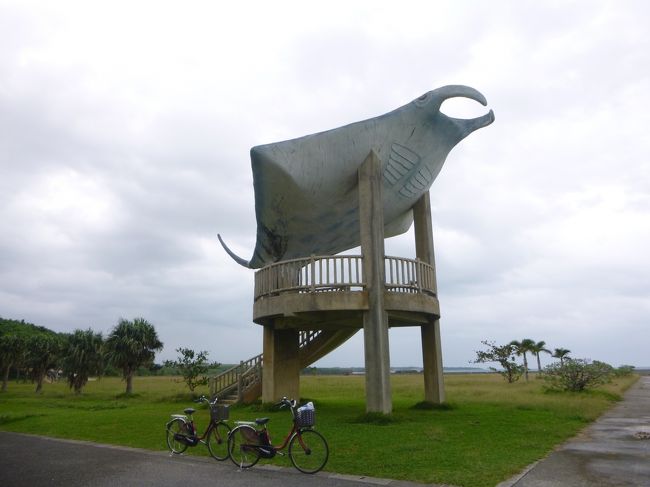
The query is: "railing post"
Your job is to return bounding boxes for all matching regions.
[237,360,244,402]
[416,258,422,293]
[310,255,316,292]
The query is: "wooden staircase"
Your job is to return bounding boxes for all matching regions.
[209,329,357,404]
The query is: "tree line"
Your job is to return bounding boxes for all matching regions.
[0,317,162,394]
[474,337,634,391]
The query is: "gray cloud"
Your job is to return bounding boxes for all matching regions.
[1,1,648,368]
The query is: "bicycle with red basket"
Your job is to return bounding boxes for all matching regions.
[227,397,328,474]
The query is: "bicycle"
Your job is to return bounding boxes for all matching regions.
[165,395,231,461]
[227,397,329,474]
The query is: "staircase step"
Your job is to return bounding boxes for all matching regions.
[220,395,239,405]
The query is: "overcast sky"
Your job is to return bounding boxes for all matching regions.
[1,1,648,369]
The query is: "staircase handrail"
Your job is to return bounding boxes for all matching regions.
[210,353,262,398]
[210,332,325,400]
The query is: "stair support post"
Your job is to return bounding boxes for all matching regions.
[262,325,300,403]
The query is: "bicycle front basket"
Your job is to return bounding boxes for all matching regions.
[210,404,230,422]
[296,408,315,427]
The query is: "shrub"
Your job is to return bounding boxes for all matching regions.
[543,359,614,392]
[613,365,635,377]
[473,340,524,383]
[164,348,219,392]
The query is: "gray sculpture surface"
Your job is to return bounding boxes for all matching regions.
[220,85,494,269]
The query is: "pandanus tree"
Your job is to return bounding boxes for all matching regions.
[552,348,571,366]
[0,334,27,392]
[26,334,62,393]
[104,318,163,394]
[509,338,536,381]
[530,340,551,372]
[62,329,104,394]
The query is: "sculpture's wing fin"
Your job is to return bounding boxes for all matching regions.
[217,234,251,268]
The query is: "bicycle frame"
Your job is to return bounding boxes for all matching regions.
[166,396,231,461]
[176,414,220,444]
[234,400,315,456]
[228,397,328,473]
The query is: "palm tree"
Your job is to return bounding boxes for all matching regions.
[530,340,551,373]
[62,329,104,394]
[0,334,26,392]
[26,334,62,393]
[104,318,163,394]
[552,348,571,366]
[510,338,536,381]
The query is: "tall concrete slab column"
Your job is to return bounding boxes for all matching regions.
[413,192,446,404]
[358,150,392,414]
[262,325,300,403]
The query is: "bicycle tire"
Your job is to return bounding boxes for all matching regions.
[207,421,231,461]
[288,428,329,474]
[166,418,189,454]
[228,425,261,469]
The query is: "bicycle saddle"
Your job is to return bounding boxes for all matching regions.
[184,408,196,415]
[255,417,270,425]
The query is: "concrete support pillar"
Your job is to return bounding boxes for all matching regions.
[413,192,446,404]
[358,150,392,414]
[262,325,300,403]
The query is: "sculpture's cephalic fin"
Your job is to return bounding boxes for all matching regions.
[452,109,495,139]
[217,234,251,268]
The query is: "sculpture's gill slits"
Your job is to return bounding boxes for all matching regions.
[399,166,433,199]
[217,234,251,268]
[383,143,433,199]
[384,143,420,185]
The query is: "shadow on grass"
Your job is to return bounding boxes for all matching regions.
[0,413,46,425]
[351,412,399,425]
[115,392,143,399]
[542,388,622,402]
[411,401,455,411]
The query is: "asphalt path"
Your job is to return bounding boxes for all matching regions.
[0,431,429,487]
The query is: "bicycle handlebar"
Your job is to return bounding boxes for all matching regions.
[195,395,219,407]
[276,397,297,410]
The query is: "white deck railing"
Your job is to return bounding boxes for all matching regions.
[254,255,436,300]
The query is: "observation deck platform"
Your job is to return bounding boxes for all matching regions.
[253,254,440,330]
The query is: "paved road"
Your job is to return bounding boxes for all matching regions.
[0,431,430,487]
[500,376,650,487]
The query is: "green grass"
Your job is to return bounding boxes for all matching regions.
[0,373,638,487]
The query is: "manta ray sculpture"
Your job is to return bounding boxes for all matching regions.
[219,85,494,269]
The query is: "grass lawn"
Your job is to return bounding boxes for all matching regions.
[0,373,638,487]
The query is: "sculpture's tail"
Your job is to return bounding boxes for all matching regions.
[217,234,251,268]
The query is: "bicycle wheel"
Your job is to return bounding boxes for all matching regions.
[207,421,231,461]
[228,425,261,468]
[166,418,189,454]
[288,428,329,474]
